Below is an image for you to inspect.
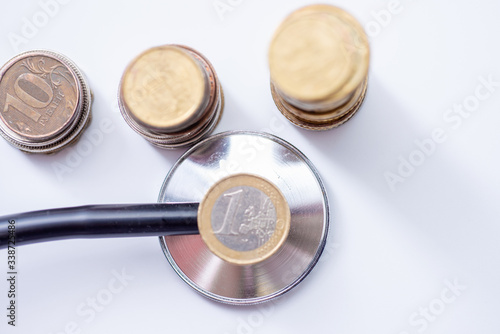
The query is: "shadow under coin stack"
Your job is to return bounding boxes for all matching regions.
[118,45,224,149]
[269,5,370,130]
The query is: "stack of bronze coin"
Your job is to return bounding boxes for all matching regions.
[269,5,370,130]
[0,50,92,153]
[118,45,224,149]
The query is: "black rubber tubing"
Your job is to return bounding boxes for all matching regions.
[0,203,199,249]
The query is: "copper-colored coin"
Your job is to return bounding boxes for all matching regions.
[198,174,291,266]
[0,50,92,153]
[269,5,370,130]
[118,45,224,149]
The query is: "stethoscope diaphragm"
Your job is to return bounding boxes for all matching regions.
[158,131,329,305]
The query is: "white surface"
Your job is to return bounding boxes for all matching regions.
[1,0,500,333]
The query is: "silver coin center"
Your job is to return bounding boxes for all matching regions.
[211,185,277,252]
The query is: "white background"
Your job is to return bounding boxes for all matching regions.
[1,0,500,333]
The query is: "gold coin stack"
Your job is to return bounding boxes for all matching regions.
[118,45,223,149]
[269,5,370,130]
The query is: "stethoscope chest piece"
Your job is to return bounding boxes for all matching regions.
[158,131,329,305]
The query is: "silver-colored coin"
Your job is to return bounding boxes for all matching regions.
[211,185,277,252]
[158,131,329,305]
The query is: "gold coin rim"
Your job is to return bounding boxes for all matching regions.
[198,173,291,266]
[271,77,368,130]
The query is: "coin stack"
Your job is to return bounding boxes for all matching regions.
[0,50,92,154]
[269,5,370,130]
[118,45,224,149]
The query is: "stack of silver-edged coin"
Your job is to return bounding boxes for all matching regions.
[0,50,92,154]
[118,45,224,149]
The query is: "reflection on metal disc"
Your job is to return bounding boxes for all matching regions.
[158,131,329,305]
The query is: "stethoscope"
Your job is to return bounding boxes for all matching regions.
[0,131,329,305]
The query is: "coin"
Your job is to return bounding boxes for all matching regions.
[268,5,370,130]
[0,50,92,153]
[118,45,224,149]
[159,131,329,305]
[198,173,291,265]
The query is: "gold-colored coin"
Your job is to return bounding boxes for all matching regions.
[198,174,291,266]
[120,45,208,132]
[269,4,370,130]
[118,45,224,149]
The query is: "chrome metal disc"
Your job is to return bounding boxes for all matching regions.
[158,131,329,305]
